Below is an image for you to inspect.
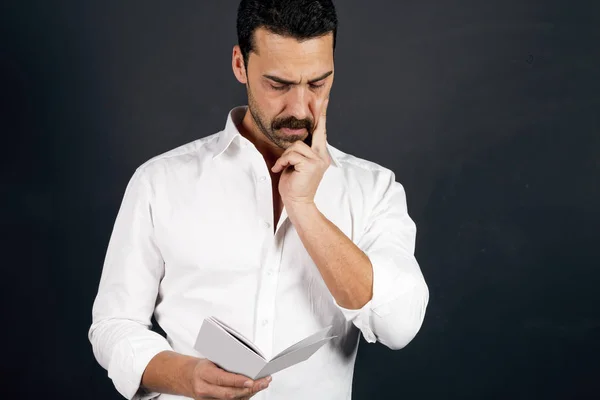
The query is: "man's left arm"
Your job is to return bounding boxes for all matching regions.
[286,170,429,350]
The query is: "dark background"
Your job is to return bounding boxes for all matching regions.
[2,0,599,399]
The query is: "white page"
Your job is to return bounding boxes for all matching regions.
[195,317,336,380]
[253,337,334,379]
[272,325,334,360]
[209,316,266,359]
[194,318,266,378]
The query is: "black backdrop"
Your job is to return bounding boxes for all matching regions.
[2,0,599,399]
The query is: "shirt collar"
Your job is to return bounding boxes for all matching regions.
[213,105,341,168]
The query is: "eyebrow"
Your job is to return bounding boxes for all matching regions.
[263,70,333,85]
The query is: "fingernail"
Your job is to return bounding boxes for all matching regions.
[267,376,272,382]
[244,380,253,388]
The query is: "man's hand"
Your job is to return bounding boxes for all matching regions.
[271,98,331,208]
[188,358,271,399]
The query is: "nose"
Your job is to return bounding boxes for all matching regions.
[285,86,312,121]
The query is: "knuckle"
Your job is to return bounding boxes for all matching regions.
[192,380,203,394]
[194,386,209,398]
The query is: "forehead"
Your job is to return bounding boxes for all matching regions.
[250,27,334,74]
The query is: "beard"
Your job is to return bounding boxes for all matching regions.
[247,85,314,149]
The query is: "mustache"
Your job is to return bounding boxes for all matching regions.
[272,116,314,132]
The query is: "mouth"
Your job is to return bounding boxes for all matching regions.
[279,127,307,136]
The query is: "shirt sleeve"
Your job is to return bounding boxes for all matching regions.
[88,167,173,400]
[333,169,429,350]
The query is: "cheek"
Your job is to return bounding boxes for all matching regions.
[260,94,286,117]
[252,83,276,104]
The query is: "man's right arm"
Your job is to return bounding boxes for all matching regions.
[140,351,199,397]
[88,167,175,399]
[88,167,271,400]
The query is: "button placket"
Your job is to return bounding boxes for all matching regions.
[254,223,286,360]
[252,160,281,358]
[253,161,272,232]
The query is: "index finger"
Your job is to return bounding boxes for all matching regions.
[311,97,329,159]
[204,365,255,388]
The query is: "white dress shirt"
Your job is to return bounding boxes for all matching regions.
[89,106,429,400]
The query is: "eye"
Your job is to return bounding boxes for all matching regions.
[309,82,326,90]
[270,84,288,91]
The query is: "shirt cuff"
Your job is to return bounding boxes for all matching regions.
[108,332,173,400]
[333,297,377,343]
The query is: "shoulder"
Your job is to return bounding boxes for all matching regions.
[328,144,399,189]
[133,132,221,183]
[328,145,411,219]
[328,144,409,212]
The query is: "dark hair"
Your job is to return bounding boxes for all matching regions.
[237,0,338,67]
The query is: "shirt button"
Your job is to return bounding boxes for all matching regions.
[258,176,267,182]
[262,220,271,229]
[262,319,269,327]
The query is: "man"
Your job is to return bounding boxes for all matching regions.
[89,1,429,399]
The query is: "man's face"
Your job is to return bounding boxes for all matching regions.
[242,28,334,149]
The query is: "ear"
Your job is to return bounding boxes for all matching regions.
[232,45,247,84]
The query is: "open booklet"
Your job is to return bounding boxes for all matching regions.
[193,316,336,380]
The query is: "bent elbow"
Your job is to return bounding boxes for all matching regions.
[379,319,423,350]
[375,281,429,350]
